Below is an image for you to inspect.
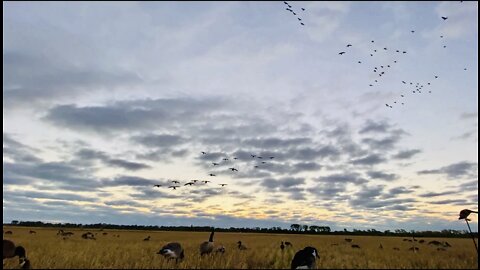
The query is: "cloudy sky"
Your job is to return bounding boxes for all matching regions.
[3,1,478,232]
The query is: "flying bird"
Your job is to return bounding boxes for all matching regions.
[297,18,302,21]
[229,167,238,172]
[251,154,256,158]
[300,22,305,26]
[440,35,444,38]
[219,184,228,187]
[203,180,211,184]
[212,163,219,166]
[223,158,229,161]
[339,52,346,55]
[168,186,180,190]
[346,44,352,47]
[209,174,216,177]
[201,152,207,155]
[301,8,305,11]
[358,61,362,64]
[171,180,180,184]
[411,30,415,33]
[441,16,448,20]
[403,51,407,53]
[435,76,438,78]
[153,185,162,188]
[184,182,194,186]
[269,157,275,159]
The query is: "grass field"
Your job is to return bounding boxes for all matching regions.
[3,226,478,269]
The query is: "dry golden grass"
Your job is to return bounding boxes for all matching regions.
[3,226,478,269]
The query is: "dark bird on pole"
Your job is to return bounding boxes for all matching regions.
[459,209,478,220]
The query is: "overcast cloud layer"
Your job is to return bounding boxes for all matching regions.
[3,1,478,232]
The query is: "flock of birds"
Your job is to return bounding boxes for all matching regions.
[3,208,477,270]
[150,151,275,192]
[283,1,306,26]
[335,6,469,109]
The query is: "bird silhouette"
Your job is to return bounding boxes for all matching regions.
[269,157,275,159]
[251,155,256,158]
[212,163,219,166]
[219,184,228,187]
[171,180,180,184]
[440,35,444,38]
[168,186,179,190]
[441,16,448,20]
[459,209,478,220]
[443,45,447,48]
[209,174,216,176]
[403,51,407,54]
[411,30,415,33]
[203,180,211,184]
[300,22,305,26]
[371,40,374,43]
[402,81,406,84]
[223,158,229,161]
[358,61,362,64]
[435,76,438,78]
[229,168,238,172]
[184,182,194,186]
[297,18,302,21]
[339,52,346,55]
[153,185,162,188]
[301,8,305,11]
[201,152,207,155]
[346,44,352,47]
[401,95,404,97]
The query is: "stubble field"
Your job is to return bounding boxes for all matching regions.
[3,226,478,269]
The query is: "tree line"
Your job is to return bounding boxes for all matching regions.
[4,220,477,238]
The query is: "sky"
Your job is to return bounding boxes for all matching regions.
[3,1,478,232]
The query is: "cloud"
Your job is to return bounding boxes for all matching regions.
[392,149,421,159]
[428,199,469,205]
[359,119,391,134]
[76,148,151,171]
[417,161,478,179]
[351,154,386,166]
[419,191,459,198]
[316,172,367,184]
[367,170,399,181]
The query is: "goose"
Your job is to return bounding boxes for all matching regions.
[219,184,228,187]
[346,44,352,47]
[184,182,194,186]
[212,163,219,166]
[157,242,184,263]
[291,246,320,269]
[203,181,211,184]
[3,240,30,269]
[171,180,180,184]
[200,229,215,255]
[168,186,180,190]
[441,16,448,20]
[459,209,478,220]
[229,167,238,172]
[280,241,285,251]
[209,174,216,176]
[201,152,207,155]
[338,52,346,55]
[153,185,162,188]
[237,241,248,250]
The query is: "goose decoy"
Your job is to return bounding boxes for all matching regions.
[3,240,29,269]
[459,209,478,220]
[441,16,448,20]
[200,229,215,256]
[339,52,346,55]
[291,246,320,270]
[237,241,248,250]
[157,242,184,263]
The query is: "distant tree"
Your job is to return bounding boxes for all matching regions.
[11,220,19,225]
[302,225,309,232]
[290,224,301,231]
